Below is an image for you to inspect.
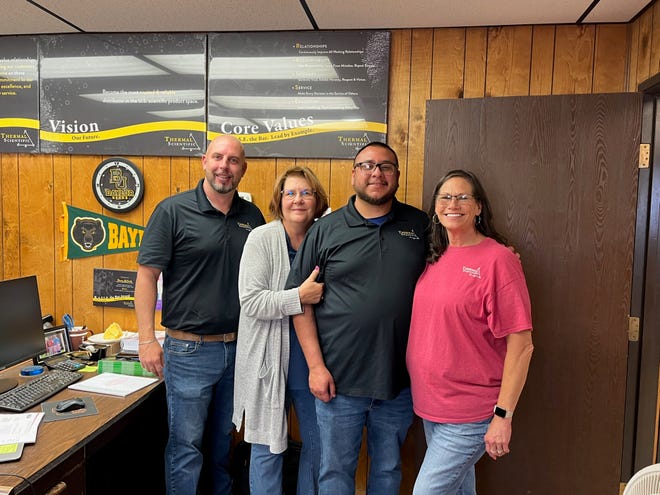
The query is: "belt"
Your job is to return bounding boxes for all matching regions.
[166,328,237,343]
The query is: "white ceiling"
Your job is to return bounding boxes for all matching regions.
[0,0,653,36]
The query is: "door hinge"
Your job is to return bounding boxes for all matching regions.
[628,316,640,341]
[639,143,650,168]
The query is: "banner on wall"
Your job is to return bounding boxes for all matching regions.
[39,33,207,156]
[61,203,144,260]
[208,31,390,158]
[0,36,39,152]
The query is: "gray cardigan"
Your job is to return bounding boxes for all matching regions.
[232,220,303,454]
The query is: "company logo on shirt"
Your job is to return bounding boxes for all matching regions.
[462,266,481,278]
[398,229,420,240]
[237,222,256,231]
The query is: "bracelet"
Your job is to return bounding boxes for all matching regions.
[138,338,157,346]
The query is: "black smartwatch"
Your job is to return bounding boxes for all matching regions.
[493,405,514,418]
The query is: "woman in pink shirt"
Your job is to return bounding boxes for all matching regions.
[407,169,534,495]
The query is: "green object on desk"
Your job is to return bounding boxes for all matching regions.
[97,357,155,377]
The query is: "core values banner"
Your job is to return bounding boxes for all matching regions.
[0,36,39,153]
[208,31,390,159]
[39,33,207,156]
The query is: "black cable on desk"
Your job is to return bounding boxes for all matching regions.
[0,473,36,495]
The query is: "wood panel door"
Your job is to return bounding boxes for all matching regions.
[423,93,642,495]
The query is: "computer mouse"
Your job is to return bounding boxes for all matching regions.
[55,397,86,413]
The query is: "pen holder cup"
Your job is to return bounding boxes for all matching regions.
[69,328,93,351]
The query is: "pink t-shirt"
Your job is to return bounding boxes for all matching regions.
[406,237,532,423]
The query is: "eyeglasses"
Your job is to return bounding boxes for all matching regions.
[281,189,315,200]
[436,193,476,205]
[353,161,398,176]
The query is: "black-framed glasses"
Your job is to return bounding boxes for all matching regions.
[353,161,398,176]
[281,189,316,200]
[436,193,476,205]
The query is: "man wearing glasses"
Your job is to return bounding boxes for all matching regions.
[286,142,428,495]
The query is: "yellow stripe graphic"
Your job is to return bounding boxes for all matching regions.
[0,118,40,129]
[207,121,387,143]
[41,120,206,143]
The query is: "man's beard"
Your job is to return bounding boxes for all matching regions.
[355,185,398,206]
[209,179,238,195]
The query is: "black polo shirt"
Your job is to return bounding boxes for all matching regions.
[137,179,265,334]
[286,195,428,400]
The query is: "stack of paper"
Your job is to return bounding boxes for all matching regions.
[68,373,158,397]
[0,412,43,444]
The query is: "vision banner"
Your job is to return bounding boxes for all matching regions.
[0,36,39,152]
[61,203,144,260]
[39,33,207,156]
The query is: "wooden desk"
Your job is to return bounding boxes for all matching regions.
[0,362,166,495]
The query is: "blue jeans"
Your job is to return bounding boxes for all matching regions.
[412,418,490,495]
[163,336,236,495]
[250,387,321,495]
[315,388,413,495]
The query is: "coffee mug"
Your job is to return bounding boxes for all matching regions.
[69,327,92,350]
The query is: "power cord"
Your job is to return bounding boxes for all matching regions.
[0,473,36,495]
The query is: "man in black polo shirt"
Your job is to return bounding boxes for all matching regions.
[135,134,265,495]
[286,142,428,495]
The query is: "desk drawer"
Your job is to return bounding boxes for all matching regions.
[21,449,85,495]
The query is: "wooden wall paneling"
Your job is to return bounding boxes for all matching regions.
[20,154,56,316]
[635,8,655,89]
[430,28,466,99]
[628,16,642,92]
[530,25,556,95]
[240,157,277,217]
[387,29,413,198]
[70,155,103,333]
[464,27,488,98]
[188,155,201,190]
[1,153,20,279]
[53,154,72,323]
[593,24,629,93]
[405,29,433,209]
[485,26,533,97]
[101,155,145,332]
[170,156,192,197]
[553,25,596,94]
[327,160,353,211]
[142,156,174,223]
[275,158,295,179]
[651,2,660,76]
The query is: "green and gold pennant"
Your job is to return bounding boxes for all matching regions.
[61,203,144,260]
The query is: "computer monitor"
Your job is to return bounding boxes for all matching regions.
[0,275,46,394]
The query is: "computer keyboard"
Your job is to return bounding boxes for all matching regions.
[0,369,83,412]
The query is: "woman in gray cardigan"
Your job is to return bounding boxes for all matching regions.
[233,166,329,495]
